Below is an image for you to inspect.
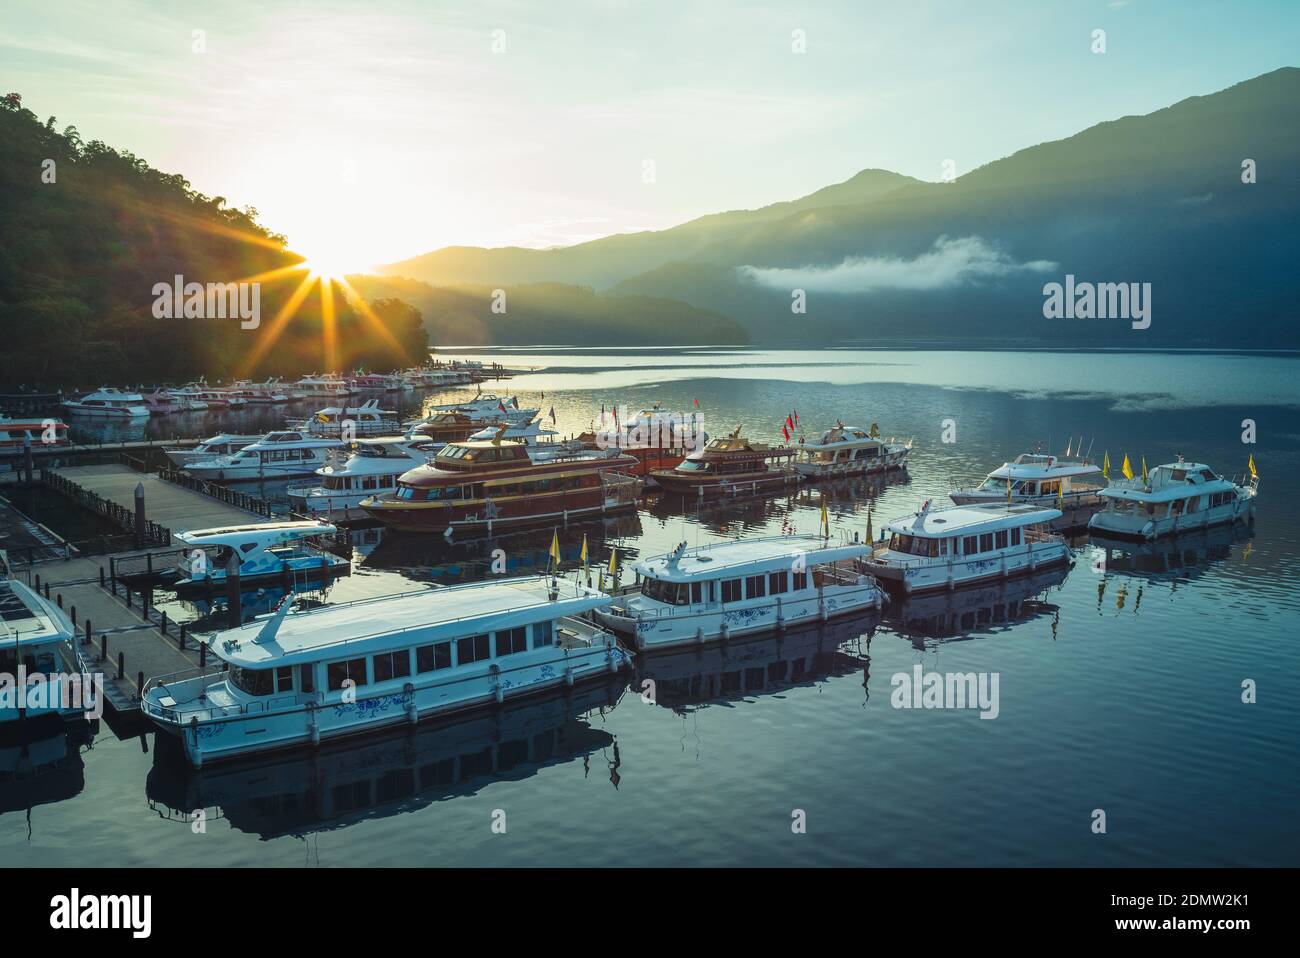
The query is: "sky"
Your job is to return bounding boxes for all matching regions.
[3,0,1297,272]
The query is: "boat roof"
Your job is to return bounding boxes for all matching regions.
[885,503,1062,536]
[989,455,1102,480]
[0,578,73,645]
[241,431,342,448]
[176,521,336,547]
[634,534,870,582]
[214,576,612,668]
[1099,462,1239,502]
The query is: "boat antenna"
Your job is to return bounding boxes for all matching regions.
[255,592,294,644]
[1084,436,1095,461]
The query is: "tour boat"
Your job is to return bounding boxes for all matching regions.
[141,575,631,767]
[0,414,70,455]
[288,399,402,438]
[164,521,349,593]
[793,421,911,479]
[950,452,1106,508]
[62,387,150,419]
[161,433,261,468]
[359,437,641,537]
[350,372,412,393]
[592,534,885,651]
[862,501,1070,594]
[650,427,801,497]
[579,403,707,480]
[228,378,291,404]
[0,556,94,723]
[426,393,538,423]
[196,387,247,409]
[1087,457,1257,541]
[287,436,442,521]
[162,384,211,411]
[294,374,356,399]
[183,431,343,481]
[407,409,519,443]
[139,388,181,415]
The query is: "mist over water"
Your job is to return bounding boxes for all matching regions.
[9,349,1299,866]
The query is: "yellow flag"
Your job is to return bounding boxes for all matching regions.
[1141,456,1148,485]
[608,547,618,576]
[1006,477,1013,503]
[580,533,588,565]
[1057,482,1065,505]
[1121,454,1133,480]
[1102,451,1110,479]
[549,529,561,568]
[820,501,829,535]
[1248,454,1257,478]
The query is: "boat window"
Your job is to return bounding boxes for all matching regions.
[240,542,258,553]
[327,657,368,691]
[793,570,808,590]
[1199,469,1215,481]
[457,633,491,665]
[745,575,766,599]
[979,533,994,552]
[416,641,452,673]
[769,571,788,595]
[533,621,553,647]
[275,666,294,693]
[721,578,742,602]
[690,582,703,604]
[372,650,412,682]
[300,664,314,693]
[228,666,275,696]
[495,627,528,656]
[676,459,709,472]
[995,530,1008,549]
[1170,469,1187,481]
[1010,528,1021,547]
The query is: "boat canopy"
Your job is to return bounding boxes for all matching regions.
[884,504,1062,537]
[633,534,869,583]
[176,521,336,551]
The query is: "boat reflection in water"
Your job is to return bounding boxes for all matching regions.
[631,611,880,713]
[1088,522,1253,583]
[884,565,1070,646]
[0,716,94,820]
[358,512,644,586]
[145,679,625,841]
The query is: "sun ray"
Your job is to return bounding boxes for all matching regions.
[319,275,338,372]
[235,272,319,378]
[335,276,410,357]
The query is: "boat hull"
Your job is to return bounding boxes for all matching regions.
[1087,496,1254,541]
[864,542,1071,595]
[145,643,629,768]
[651,469,802,497]
[794,448,910,479]
[594,581,885,650]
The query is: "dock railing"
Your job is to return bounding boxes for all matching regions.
[156,465,276,518]
[40,469,171,547]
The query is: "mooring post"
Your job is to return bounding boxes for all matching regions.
[117,651,124,680]
[226,551,242,629]
[23,434,34,484]
[134,482,146,543]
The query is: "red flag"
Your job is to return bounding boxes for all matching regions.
[781,425,790,441]
[786,414,794,431]
[793,409,799,425]
[693,398,699,408]
[498,401,507,414]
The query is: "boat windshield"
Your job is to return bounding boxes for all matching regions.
[228,665,274,696]
[888,533,943,557]
[676,459,709,472]
[640,577,690,605]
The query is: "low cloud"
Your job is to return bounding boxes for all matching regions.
[738,236,1057,293]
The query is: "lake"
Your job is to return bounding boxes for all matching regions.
[4,348,1298,866]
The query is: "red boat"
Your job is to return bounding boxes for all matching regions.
[650,427,801,497]
[360,437,643,537]
[578,404,706,480]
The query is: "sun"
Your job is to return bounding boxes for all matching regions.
[298,243,373,281]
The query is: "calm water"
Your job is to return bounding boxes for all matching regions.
[4,348,1298,866]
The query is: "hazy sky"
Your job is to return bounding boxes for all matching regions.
[4,0,1296,270]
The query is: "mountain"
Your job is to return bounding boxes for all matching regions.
[0,94,428,389]
[345,275,746,346]
[381,68,1300,347]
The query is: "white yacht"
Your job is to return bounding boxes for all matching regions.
[168,521,349,592]
[228,378,291,404]
[287,436,441,521]
[862,501,1070,594]
[163,384,212,411]
[1088,458,1257,540]
[161,433,261,468]
[427,393,538,423]
[0,554,95,722]
[592,535,885,651]
[141,576,630,767]
[288,399,401,438]
[62,387,150,419]
[794,421,911,479]
[294,374,355,399]
[183,431,343,481]
[950,453,1106,507]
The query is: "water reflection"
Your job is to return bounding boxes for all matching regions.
[145,679,626,841]
[0,717,95,823]
[884,565,1071,645]
[632,611,880,713]
[1088,522,1253,582]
